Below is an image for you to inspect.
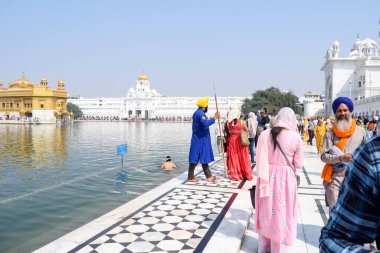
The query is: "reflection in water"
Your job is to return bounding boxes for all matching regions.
[0,124,67,171]
[114,169,129,194]
[116,169,129,183]
[0,125,69,207]
[0,122,218,253]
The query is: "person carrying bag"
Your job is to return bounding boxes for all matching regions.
[226,107,253,181]
[250,141,300,208]
[240,120,249,146]
[252,107,304,252]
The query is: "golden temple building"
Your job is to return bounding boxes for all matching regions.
[0,74,68,123]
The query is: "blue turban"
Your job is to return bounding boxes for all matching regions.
[332,97,354,114]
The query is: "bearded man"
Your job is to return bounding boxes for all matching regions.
[321,97,366,213]
[187,97,220,182]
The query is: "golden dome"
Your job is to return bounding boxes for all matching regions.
[138,72,149,81]
[9,74,34,89]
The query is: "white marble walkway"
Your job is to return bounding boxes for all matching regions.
[34,143,328,253]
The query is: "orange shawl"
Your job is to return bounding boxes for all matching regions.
[321,119,356,182]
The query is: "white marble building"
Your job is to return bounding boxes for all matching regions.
[68,72,245,120]
[321,37,380,117]
[300,92,325,117]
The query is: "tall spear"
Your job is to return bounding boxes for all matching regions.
[214,83,228,178]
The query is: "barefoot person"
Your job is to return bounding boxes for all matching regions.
[188,97,220,182]
[161,156,176,170]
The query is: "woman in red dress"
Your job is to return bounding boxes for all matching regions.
[226,108,253,181]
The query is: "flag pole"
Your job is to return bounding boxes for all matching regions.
[214,83,228,178]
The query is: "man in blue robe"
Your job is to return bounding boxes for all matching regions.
[188,97,220,182]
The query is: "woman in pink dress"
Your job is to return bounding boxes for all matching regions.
[226,108,253,181]
[255,107,304,253]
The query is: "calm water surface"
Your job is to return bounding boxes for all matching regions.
[0,122,219,253]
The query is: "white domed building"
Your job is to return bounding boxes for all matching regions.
[68,72,245,120]
[321,37,380,117]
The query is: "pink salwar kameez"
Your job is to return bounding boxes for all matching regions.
[255,108,304,253]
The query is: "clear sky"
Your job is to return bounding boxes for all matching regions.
[0,0,379,98]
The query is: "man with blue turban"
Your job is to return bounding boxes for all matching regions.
[320,96,366,213]
[187,97,220,182]
[332,96,354,114]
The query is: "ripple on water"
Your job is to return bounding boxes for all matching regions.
[0,122,218,253]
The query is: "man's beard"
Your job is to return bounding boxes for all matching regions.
[204,106,208,113]
[336,117,352,131]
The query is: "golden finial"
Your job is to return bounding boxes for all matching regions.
[138,71,149,80]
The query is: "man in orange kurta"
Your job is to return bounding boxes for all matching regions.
[320,97,366,213]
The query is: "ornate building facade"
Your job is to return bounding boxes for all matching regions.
[68,72,245,120]
[0,74,68,123]
[321,37,380,117]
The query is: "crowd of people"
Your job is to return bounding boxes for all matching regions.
[187,97,303,252]
[75,115,193,121]
[0,115,40,122]
[300,111,378,156]
[185,95,380,252]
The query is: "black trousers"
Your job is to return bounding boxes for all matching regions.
[188,163,212,180]
[308,129,314,145]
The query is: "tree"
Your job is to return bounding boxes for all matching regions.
[67,102,83,118]
[241,86,302,115]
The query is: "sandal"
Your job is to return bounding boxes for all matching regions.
[187,178,199,183]
[207,176,218,182]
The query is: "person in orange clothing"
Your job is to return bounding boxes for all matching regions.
[366,122,375,139]
[320,97,366,213]
[314,119,326,154]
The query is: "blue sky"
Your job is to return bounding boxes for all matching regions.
[0,0,379,97]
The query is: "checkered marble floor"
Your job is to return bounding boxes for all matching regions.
[63,160,244,253]
[73,188,235,253]
[34,158,250,253]
[184,161,244,189]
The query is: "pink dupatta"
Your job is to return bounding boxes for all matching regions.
[256,107,297,198]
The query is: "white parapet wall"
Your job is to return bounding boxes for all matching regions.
[353,94,380,118]
[32,110,56,123]
[303,99,324,117]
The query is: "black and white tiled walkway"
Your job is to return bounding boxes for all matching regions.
[74,189,234,253]
[184,172,242,189]
[35,142,343,253]
[55,159,249,253]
